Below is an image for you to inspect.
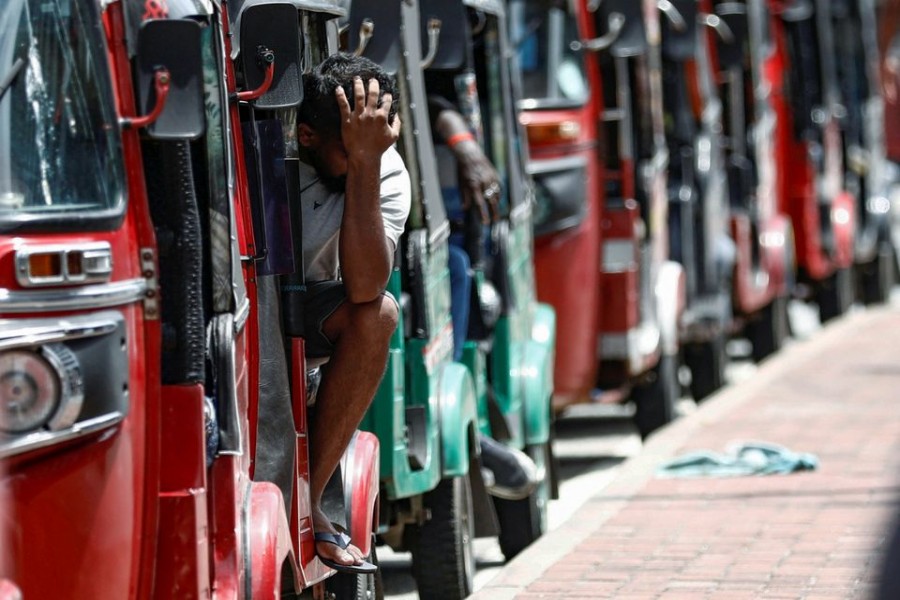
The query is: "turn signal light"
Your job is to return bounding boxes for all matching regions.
[28,253,63,280]
[524,120,582,146]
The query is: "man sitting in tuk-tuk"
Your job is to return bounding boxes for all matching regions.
[289,53,409,572]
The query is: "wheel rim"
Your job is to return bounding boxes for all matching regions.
[530,444,550,535]
[459,477,476,591]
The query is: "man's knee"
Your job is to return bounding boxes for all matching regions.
[348,294,399,347]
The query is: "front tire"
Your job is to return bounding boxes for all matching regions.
[409,476,476,600]
[632,354,680,440]
[493,442,551,561]
[817,267,854,323]
[747,295,790,363]
[683,334,727,402]
[860,241,895,305]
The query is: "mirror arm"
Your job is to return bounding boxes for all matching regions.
[353,19,374,57]
[570,12,625,53]
[421,18,442,69]
[122,68,171,129]
[700,13,734,43]
[658,0,687,32]
[236,47,275,102]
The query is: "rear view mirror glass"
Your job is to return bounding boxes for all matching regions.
[136,19,205,140]
[240,2,303,109]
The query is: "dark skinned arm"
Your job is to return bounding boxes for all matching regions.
[336,76,402,304]
[430,102,501,223]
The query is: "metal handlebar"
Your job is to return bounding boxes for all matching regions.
[421,18,442,69]
[570,12,625,53]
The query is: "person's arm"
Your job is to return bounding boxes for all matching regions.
[431,104,501,223]
[336,76,402,304]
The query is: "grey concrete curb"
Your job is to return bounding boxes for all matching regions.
[472,306,893,600]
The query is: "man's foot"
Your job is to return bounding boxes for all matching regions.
[312,508,375,573]
[480,436,541,500]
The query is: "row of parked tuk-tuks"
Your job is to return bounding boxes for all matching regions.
[0,0,898,599]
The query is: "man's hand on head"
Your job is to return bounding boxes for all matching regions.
[335,77,402,162]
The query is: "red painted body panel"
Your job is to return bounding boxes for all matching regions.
[879,1,900,162]
[346,431,380,557]
[155,384,209,599]
[526,114,602,407]
[598,201,641,334]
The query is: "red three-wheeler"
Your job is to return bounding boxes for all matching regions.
[829,0,897,304]
[712,0,794,362]
[509,0,605,412]
[654,0,736,400]
[0,0,381,597]
[765,0,858,322]
[528,0,685,438]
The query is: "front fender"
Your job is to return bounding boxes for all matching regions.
[520,304,556,446]
[655,260,686,356]
[247,482,295,598]
[341,431,380,557]
[437,362,478,478]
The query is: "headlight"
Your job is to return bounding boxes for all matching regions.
[0,344,83,435]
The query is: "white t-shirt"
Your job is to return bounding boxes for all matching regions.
[298,146,411,281]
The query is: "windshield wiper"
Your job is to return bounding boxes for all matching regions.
[0,58,26,103]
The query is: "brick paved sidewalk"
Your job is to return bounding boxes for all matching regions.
[476,307,900,599]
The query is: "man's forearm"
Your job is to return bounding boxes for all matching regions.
[339,155,393,303]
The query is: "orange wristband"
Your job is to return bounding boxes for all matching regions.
[447,131,475,148]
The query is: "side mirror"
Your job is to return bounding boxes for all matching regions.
[659,0,698,61]
[135,19,205,140]
[714,4,748,69]
[239,2,303,109]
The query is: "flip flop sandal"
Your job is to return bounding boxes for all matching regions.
[314,530,378,575]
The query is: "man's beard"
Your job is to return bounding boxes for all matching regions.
[307,151,347,193]
[319,174,347,193]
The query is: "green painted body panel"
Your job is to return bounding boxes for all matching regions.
[361,235,478,500]
[483,212,557,449]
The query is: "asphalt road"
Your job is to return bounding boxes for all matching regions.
[380,298,832,599]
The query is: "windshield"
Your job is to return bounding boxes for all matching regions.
[509,0,589,106]
[0,0,125,231]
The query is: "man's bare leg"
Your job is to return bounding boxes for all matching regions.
[309,295,398,566]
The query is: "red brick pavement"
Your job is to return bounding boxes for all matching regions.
[476,307,900,599]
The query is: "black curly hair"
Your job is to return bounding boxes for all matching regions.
[298,53,398,139]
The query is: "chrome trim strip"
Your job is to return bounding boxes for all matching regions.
[234,298,251,334]
[0,278,147,314]
[0,412,124,459]
[0,313,120,350]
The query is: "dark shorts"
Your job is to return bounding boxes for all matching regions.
[291,280,347,359]
[284,280,398,359]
